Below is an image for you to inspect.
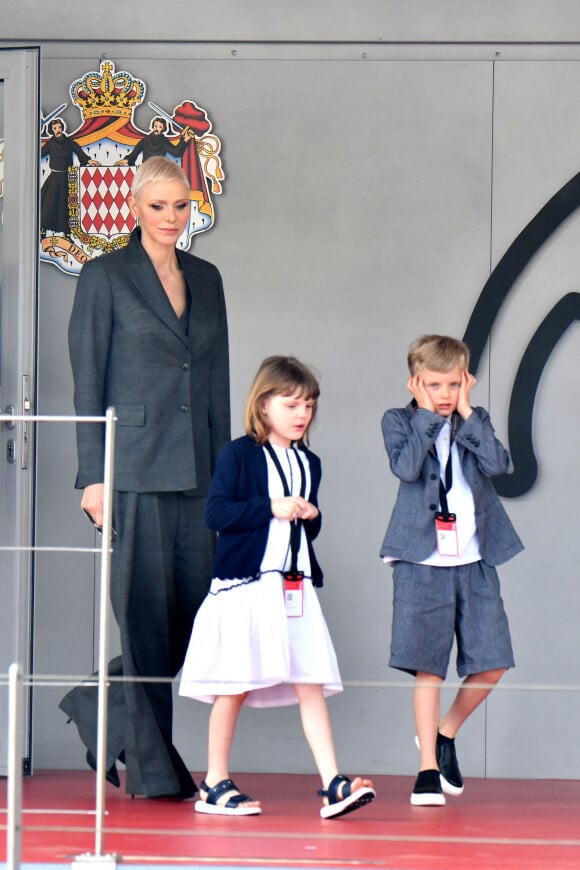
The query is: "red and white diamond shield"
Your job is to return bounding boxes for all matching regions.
[79,166,136,236]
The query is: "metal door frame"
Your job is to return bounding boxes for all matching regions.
[0,45,40,774]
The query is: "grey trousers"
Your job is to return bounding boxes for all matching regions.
[60,491,213,797]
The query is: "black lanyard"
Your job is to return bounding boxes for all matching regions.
[263,441,306,575]
[437,413,460,519]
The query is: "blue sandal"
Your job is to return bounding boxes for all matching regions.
[318,774,376,819]
[194,778,262,816]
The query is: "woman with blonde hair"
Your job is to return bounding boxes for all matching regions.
[60,156,230,801]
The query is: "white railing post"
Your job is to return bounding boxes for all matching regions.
[93,407,116,860]
[7,662,24,870]
[72,406,118,868]
[0,409,119,867]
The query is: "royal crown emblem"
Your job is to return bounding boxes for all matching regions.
[40,60,224,276]
[71,62,146,120]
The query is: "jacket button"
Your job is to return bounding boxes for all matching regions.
[430,473,437,480]
[179,404,189,412]
[429,503,437,511]
[181,363,190,371]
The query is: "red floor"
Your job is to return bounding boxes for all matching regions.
[2,771,580,869]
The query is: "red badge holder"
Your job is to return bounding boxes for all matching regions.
[284,570,304,617]
[435,512,459,556]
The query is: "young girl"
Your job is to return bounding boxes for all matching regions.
[179,355,375,818]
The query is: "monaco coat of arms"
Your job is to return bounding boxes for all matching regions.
[39,60,224,275]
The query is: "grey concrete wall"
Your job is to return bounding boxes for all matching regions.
[3,0,580,43]
[4,3,580,781]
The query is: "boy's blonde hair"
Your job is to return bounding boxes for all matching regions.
[244,356,320,445]
[407,334,470,375]
[131,155,190,201]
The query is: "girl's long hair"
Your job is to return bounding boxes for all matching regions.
[244,355,320,445]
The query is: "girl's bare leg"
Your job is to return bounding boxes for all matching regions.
[294,683,373,800]
[201,693,261,810]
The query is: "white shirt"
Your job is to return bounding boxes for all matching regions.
[421,419,481,566]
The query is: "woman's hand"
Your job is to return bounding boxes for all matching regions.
[271,497,319,522]
[81,483,105,528]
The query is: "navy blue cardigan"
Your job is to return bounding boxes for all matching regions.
[206,435,323,587]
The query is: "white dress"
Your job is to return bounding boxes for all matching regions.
[179,444,343,707]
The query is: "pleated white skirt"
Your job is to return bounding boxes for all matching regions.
[179,569,343,707]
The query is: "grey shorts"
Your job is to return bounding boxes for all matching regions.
[389,560,515,679]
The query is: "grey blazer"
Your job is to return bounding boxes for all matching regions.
[68,229,230,494]
[380,403,523,566]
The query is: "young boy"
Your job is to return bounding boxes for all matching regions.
[380,335,523,806]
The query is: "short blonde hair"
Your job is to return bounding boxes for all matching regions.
[131,156,190,201]
[407,334,470,375]
[244,356,320,445]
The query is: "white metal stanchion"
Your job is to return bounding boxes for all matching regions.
[7,663,24,870]
[73,406,118,868]
[1,409,119,868]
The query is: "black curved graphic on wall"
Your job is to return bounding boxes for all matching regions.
[500,293,580,497]
[462,173,580,497]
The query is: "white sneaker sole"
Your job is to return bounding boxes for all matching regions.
[440,775,464,797]
[410,791,446,807]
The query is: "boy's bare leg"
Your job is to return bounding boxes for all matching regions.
[414,672,443,769]
[439,668,507,738]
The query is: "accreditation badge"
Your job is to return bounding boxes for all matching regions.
[435,513,459,557]
[284,572,304,617]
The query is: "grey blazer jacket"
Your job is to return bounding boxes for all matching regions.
[68,229,230,494]
[380,403,523,566]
